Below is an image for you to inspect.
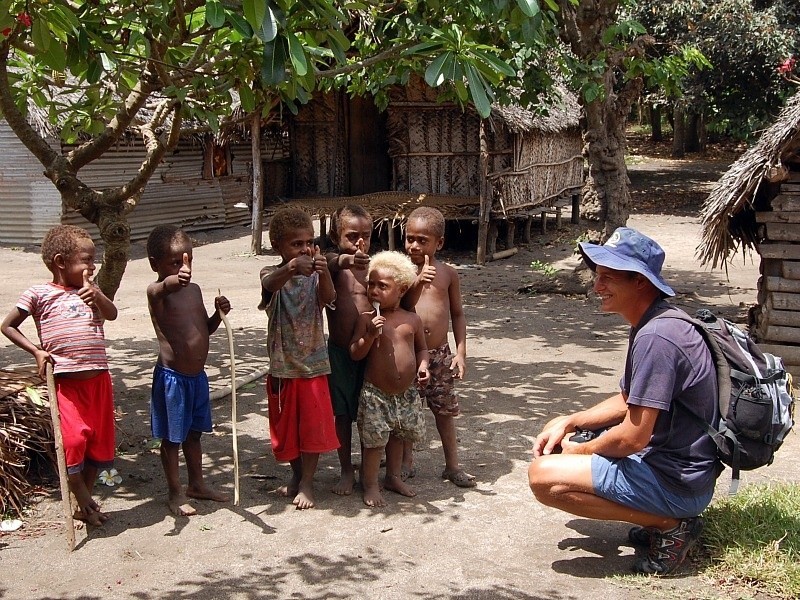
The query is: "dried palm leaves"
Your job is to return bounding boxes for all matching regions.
[0,371,54,517]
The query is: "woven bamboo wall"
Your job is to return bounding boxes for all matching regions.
[387,106,482,196]
[491,130,583,213]
[291,92,347,197]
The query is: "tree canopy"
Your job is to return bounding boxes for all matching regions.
[0,0,564,294]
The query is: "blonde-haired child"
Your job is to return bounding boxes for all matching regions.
[350,250,429,507]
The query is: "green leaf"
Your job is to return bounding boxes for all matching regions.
[425,52,450,87]
[243,0,267,32]
[262,36,288,85]
[32,18,51,52]
[227,12,253,38]
[471,49,516,77]
[287,33,308,76]
[256,5,278,42]
[206,0,225,28]
[515,0,540,18]
[42,41,67,72]
[464,63,491,118]
[543,0,559,11]
[86,59,103,84]
[25,387,45,407]
[238,84,256,113]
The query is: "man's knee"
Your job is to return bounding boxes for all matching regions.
[528,455,594,501]
[528,457,557,500]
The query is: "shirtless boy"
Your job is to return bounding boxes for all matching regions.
[403,207,474,488]
[325,205,373,495]
[146,225,231,516]
[350,251,429,507]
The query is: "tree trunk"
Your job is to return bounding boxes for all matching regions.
[686,111,700,152]
[672,103,686,158]
[649,104,662,142]
[582,100,632,238]
[250,112,264,255]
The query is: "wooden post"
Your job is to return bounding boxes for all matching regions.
[488,221,498,257]
[46,363,75,551]
[524,215,533,243]
[505,219,515,249]
[250,112,264,255]
[556,207,562,229]
[541,211,548,234]
[571,193,580,224]
[476,120,491,264]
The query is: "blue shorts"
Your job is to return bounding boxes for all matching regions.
[150,364,212,444]
[591,453,714,519]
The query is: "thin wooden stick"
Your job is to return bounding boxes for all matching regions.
[218,296,240,505]
[45,363,75,551]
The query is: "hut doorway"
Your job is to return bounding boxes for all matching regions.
[347,95,391,196]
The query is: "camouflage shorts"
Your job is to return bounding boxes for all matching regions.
[357,381,426,449]
[419,343,459,417]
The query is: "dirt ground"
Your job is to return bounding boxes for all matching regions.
[1,156,798,600]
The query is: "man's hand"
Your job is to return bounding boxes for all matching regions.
[532,416,575,458]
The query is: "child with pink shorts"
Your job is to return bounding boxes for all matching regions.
[260,208,339,509]
[2,225,118,526]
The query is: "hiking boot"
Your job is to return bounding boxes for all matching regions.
[627,525,654,547]
[632,517,703,576]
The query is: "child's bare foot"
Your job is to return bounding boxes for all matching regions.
[167,492,197,516]
[292,482,316,509]
[384,474,416,497]
[400,465,416,481]
[362,483,386,507]
[186,484,229,503]
[277,475,300,499]
[73,502,109,526]
[332,469,355,496]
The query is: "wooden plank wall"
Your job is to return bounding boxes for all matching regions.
[755,170,800,371]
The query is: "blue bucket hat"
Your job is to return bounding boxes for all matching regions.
[578,227,675,297]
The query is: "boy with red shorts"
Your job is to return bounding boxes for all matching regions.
[260,208,339,509]
[2,225,118,526]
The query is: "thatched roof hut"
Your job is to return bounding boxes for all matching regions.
[699,91,800,369]
[284,77,584,262]
[699,92,800,268]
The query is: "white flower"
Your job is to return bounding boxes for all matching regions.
[97,468,122,487]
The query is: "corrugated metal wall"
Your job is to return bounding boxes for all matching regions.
[62,137,249,241]
[0,122,62,245]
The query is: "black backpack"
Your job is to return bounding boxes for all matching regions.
[655,309,795,493]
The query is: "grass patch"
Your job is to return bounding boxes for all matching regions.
[529,259,557,277]
[701,483,800,599]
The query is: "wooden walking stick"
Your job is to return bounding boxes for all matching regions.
[45,362,75,551]
[218,294,240,505]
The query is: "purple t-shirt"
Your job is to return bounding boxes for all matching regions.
[622,305,721,496]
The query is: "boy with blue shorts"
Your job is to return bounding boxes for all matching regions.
[528,228,721,575]
[146,225,231,516]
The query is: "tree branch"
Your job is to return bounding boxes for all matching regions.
[106,102,183,205]
[315,42,415,78]
[0,45,60,168]
[68,68,158,170]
